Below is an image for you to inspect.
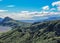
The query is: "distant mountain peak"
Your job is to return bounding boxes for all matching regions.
[4,17,13,20]
[0,16,31,28]
[2,17,13,22]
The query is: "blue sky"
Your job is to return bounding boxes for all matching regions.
[0,0,59,12]
[0,0,60,21]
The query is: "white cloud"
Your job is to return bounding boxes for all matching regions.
[0,11,47,20]
[50,8,56,11]
[0,12,34,20]
[52,1,60,6]
[7,5,15,7]
[52,1,60,11]
[42,6,49,10]
[0,10,8,12]
[0,11,60,20]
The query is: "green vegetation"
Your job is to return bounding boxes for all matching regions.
[0,17,60,43]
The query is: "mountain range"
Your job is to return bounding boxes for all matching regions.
[0,17,60,43]
[0,15,60,23]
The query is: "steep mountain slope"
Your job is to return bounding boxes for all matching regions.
[0,20,60,43]
[0,17,31,28]
[0,18,3,22]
